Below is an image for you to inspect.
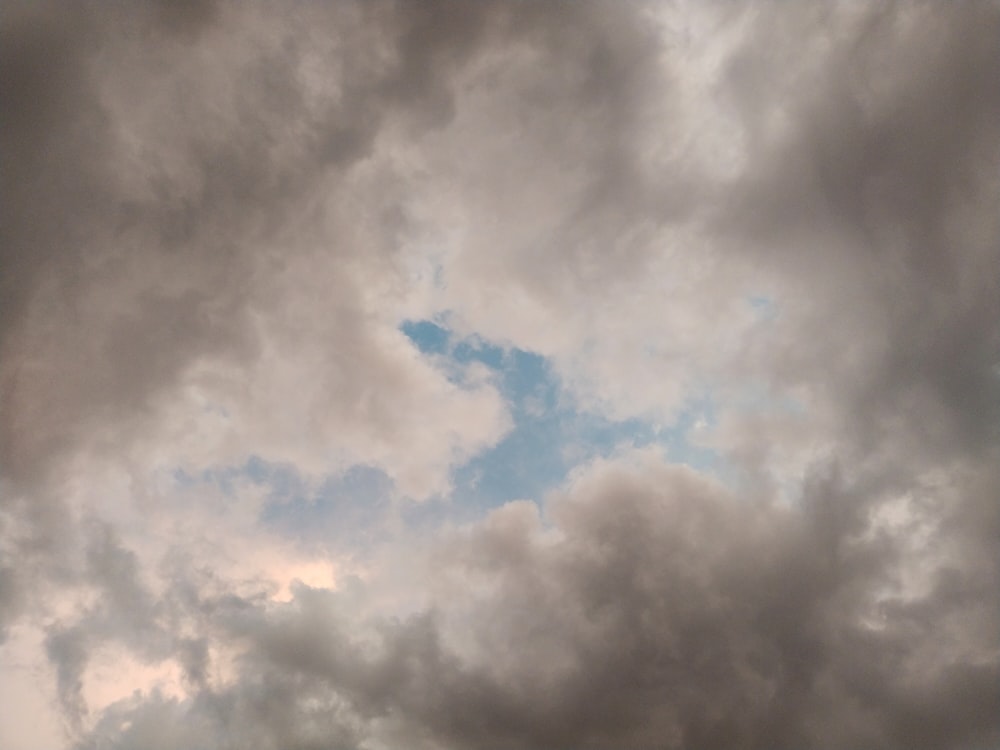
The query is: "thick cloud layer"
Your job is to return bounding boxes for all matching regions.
[1,1,998,749]
[68,456,999,750]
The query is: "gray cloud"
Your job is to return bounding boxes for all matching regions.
[0,0,495,488]
[0,0,511,633]
[69,459,998,750]
[43,521,172,726]
[1,1,997,749]
[721,1,1000,453]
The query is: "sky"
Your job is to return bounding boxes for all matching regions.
[1,1,998,749]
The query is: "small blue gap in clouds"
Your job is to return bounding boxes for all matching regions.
[173,456,401,553]
[170,455,307,501]
[400,319,723,513]
[259,464,394,551]
[400,319,450,356]
[747,294,778,322]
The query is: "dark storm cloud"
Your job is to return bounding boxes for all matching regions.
[720,1,1000,457]
[71,460,998,750]
[1,1,238,486]
[0,0,469,487]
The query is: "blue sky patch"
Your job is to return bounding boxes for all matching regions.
[168,323,725,541]
[401,319,721,512]
[259,464,394,551]
[747,294,779,322]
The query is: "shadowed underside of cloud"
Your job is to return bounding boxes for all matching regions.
[1,1,998,749]
[75,457,999,750]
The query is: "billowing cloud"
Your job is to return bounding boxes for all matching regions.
[65,455,999,750]
[1,1,997,749]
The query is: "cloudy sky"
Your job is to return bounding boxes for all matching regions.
[2,1,999,748]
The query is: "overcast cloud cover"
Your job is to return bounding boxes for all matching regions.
[1,1,998,748]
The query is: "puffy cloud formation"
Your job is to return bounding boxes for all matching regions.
[1,1,997,749]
